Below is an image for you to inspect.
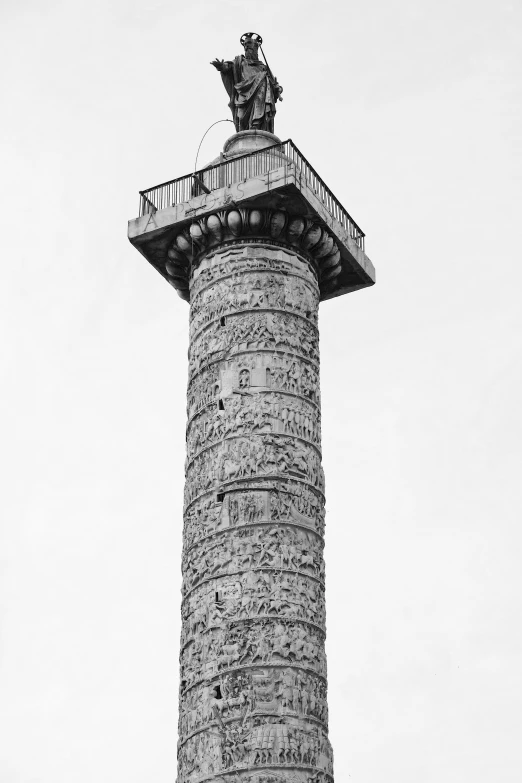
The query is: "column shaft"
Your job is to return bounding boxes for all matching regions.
[178,232,333,783]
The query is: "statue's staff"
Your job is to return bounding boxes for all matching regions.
[258,43,283,102]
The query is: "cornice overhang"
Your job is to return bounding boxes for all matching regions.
[128,164,375,303]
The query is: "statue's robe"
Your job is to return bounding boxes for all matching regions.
[221,56,278,133]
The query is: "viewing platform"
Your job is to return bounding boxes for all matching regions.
[129,133,375,302]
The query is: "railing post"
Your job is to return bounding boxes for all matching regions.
[219,153,225,188]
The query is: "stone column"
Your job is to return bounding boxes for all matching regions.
[129,128,375,783]
[177,207,334,783]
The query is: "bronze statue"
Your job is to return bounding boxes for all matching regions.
[211,33,283,133]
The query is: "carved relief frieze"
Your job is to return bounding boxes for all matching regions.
[180,237,331,783]
[189,268,319,339]
[187,352,321,415]
[190,245,318,308]
[178,665,331,765]
[180,570,326,649]
[184,434,324,506]
[177,715,334,783]
[269,485,325,534]
[180,619,327,692]
[182,525,325,595]
[188,310,319,379]
[186,364,221,420]
[186,392,322,463]
[183,483,325,553]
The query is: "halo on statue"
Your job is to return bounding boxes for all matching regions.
[240,32,263,46]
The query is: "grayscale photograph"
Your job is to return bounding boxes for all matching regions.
[1,2,520,783]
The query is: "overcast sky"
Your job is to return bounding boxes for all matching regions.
[1,1,521,781]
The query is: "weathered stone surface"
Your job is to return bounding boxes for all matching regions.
[128,128,376,783]
[178,240,333,783]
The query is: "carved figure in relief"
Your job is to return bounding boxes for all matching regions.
[207,684,226,722]
[252,632,271,663]
[223,722,250,767]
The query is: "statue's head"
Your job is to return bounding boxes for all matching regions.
[240,32,262,61]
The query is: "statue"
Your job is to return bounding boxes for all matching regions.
[211,33,283,134]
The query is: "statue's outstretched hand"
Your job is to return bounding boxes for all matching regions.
[211,59,225,72]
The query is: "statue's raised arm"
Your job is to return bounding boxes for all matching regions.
[210,33,283,134]
[210,59,233,74]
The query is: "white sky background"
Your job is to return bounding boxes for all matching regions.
[1,0,521,780]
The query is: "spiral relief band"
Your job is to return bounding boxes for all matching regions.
[178,227,333,783]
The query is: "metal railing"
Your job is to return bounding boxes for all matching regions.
[139,139,365,251]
